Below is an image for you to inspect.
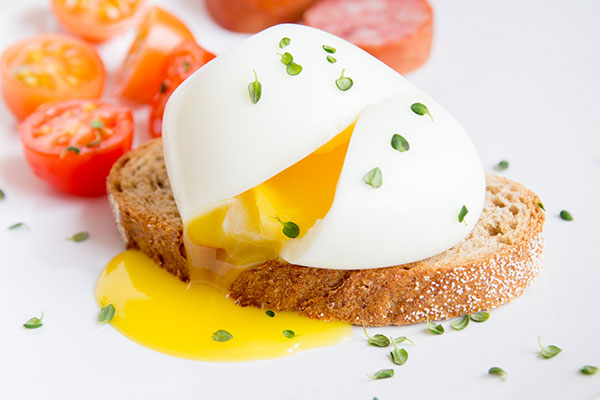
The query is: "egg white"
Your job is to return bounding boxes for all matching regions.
[163,24,485,270]
[163,24,405,222]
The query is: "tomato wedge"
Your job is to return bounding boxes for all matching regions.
[19,100,133,197]
[50,0,147,42]
[1,35,105,121]
[149,40,215,137]
[116,6,194,103]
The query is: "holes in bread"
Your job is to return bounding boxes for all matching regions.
[509,205,519,216]
[492,198,506,208]
[485,222,503,237]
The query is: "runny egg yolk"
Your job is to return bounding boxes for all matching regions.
[95,250,351,361]
[185,122,355,266]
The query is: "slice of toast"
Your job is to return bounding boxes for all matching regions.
[107,139,545,326]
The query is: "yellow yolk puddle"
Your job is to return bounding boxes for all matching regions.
[95,250,352,362]
[186,122,355,266]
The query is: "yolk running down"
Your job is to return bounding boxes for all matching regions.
[95,250,351,361]
[185,122,355,266]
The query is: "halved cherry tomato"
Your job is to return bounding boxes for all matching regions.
[1,35,105,121]
[19,100,133,197]
[50,0,147,43]
[115,6,194,103]
[149,40,215,137]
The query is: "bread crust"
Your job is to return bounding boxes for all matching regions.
[107,139,545,326]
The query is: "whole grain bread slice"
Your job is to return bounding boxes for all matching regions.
[107,138,545,326]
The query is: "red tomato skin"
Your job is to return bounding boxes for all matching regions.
[19,101,134,197]
[116,6,194,104]
[148,40,215,138]
[50,0,148,43]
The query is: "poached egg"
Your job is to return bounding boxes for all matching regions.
[96,23,485,361]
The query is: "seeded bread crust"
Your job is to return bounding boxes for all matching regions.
[107,138,545,326]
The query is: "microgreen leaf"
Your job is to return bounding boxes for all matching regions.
[363,167,382,188]
[488,367,507,381]
[410,102,433,120]
[368,369,394,380]
[559,210,573,221]
[23,314,43,329]
[390,339,408,366]
[8,222,28,231]
[159,81,167,93]
[458,205,469,223]
[537,202,546,211]
[451,315,470,330]
[0,189,5,200]
[86,131,102,147]
[60,146,80,158]
[67,231,89,242]
[279,37,291,48]
[265,310,275,317]
[282,329,296,339]
[286,62,302,76]
[393,336,415,345]
[90,119,104,129]
[212,329,233,342]
[335,68,353,91]
[470,310,490,322]
[322,44,336,54]
[538,336,562,359]
[362,326,390,347]
[276,218,300,238]
[248,70,262,104]
[279,52,293,65]
[497,160,509,170]
[580,365,598,375]
[98,304,115,324]
[427,321,444,335]
[326,55,337,63]
[391,134,410,152]
[183,61,191,72]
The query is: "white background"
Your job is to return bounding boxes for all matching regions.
[0,1,599,399]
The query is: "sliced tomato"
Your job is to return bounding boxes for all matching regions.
[50,0,147,43]
[149,40,215,137]
[116,6,194,103]
[19,100,133,197]
[1,35,105,121]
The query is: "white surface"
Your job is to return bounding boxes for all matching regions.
[0,1,599,399]
[165,23,485,269]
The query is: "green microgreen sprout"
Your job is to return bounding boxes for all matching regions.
[363,167,382,188]
[335,68,353,91]
[451,315,470,330]
[538,336,562,359]
[23,314,43,329]
[410,102,433,121]
[248,70,262,104]
[98,304,115,324]
[391,134,410,152]
[488,367,507,381]
[362,326,390,348]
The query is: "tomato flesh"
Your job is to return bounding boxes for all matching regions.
[149,40,215,137]
[116,6,194,103]
[51,0,147,42]
[19,100,133,197]
[1,35,105,121]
